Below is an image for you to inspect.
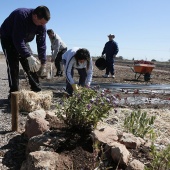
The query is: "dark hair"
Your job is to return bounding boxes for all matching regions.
[47,29,54,34]
[74,48,90,69]
[33,6,50,21]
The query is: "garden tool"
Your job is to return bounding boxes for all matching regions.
[47,62,53,80]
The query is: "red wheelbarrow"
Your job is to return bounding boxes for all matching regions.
[128,60,155,81]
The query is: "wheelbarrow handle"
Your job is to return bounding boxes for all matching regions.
[127,65,135,73]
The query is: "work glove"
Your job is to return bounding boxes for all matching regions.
[27,55,40,72]
[72,84,79,91]
[37,64,47,77]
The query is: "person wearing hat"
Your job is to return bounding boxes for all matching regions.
[47,29,67,77]
[101,34,119,78]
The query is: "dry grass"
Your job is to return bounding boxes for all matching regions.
[18,89,53,112]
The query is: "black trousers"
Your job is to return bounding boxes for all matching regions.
[66,68,87,95]
[106,56,115,75]
[55,48,67,75]
[0,37,41,95]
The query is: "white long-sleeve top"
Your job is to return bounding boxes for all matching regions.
[50,33,67,59]
[62,47,93,85]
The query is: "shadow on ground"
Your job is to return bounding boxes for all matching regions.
[1,133,28,170]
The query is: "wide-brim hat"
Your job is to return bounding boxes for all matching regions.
[108,34,115,38]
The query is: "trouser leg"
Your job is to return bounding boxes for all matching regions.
[105,60,110,75]
[66,68,74,95]
[77,68,87,86]
[106,57,114,75]
[55,53,61,75]
[108,61,114,75]
[1,37,20,94]
[55,52,63,76]
[55,48,67,76]
[1,37,41,93]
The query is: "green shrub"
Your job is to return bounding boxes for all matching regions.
[56,87,116,131]
[124,110,156,138]
[145,144,170,170]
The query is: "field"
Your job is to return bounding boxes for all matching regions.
[0,56,170,169]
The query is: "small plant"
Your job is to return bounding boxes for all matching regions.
[145,144,170,170]
[56,87,116,131]
[124,110,156,138]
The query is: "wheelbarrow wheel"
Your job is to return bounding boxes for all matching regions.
[144,73,151,81]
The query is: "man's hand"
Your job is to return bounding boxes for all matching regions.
[27,55,40,72]
[72,84,79,91]
[37,64,46,77]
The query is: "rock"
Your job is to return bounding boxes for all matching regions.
[91,124,118,144]
[118,132,145,149]
[109,142,131,167]
[25,112,49,139]
[28,109,46,119]
[20,151,59,170]
[126,159,145,170]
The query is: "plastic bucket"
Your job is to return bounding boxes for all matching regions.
[95,57,107,70]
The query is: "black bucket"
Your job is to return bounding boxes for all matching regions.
[95,57,107,70]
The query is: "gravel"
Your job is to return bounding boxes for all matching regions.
[0,58,170,169]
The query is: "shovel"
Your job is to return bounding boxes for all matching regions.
[47,62,53,80]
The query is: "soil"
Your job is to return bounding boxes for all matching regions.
[0,57,170,169]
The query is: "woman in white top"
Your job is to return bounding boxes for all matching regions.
[62,47,93,95]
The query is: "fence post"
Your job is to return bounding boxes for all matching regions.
[11,92,19,131]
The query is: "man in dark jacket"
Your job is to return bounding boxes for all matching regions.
[0,6,50,99]
[102,34,119,78]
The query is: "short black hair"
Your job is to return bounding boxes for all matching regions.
[47,29,54,34]
[75,48,90,60]
[33,6,50,21]
[74,48,90,69]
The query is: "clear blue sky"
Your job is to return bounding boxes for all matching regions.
[1,0,170,61]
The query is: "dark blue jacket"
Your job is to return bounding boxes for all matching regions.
[0,8,47,64]
[102,40,119,59]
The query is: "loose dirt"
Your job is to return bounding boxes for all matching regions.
[0,58,170,169]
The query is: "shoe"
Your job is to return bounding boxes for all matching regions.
[112,75,115,78]
[102,74,109,78]
[54,74,63,77]
[55,71,63,77]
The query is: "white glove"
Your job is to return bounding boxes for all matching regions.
[37,64,47,77]
[27,55,40,72]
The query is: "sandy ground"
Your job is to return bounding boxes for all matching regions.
[0,58,170,169]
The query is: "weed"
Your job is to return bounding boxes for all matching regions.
[124,110,156,138]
